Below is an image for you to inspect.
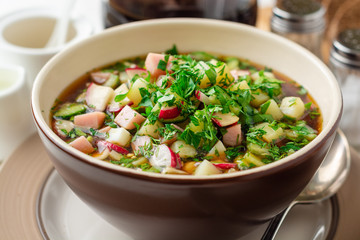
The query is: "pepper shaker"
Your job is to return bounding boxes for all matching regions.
[270,0,326,59]
[329,29,360,150]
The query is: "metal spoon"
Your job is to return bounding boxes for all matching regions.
[261,129,351,240]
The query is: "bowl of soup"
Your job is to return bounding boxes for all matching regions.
[31,18,342,240]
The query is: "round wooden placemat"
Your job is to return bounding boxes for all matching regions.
[0,133,53,240]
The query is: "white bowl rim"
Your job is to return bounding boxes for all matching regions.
[31,18,342,182]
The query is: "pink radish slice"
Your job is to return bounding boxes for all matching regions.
[195,90,211,105]
[230,69,250,80]
[97,140,129,154]
[90,72,111,84]
[125,67,148,80]
[212,163,237,169]
[158,106,181,119]
[149,144,181,170]
[131,136,152,154]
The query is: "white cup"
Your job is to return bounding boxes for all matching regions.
[0,6,93,89]
[0,64,34,162]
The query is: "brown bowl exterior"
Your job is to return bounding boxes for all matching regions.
[32,19,342,240]
[36,126,336,240]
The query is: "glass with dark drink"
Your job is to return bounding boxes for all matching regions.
[102,0,257,27]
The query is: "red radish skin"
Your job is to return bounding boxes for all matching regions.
[194,90,211,105]
[158,106,181,119]
[97,140,129,154]
[212,163,237,169]
[69,136,95,154]
[74,112,106,129]
[149,144,181,170]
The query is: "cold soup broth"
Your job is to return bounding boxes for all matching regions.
[51,47,322,175]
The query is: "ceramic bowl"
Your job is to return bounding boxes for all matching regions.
[31,18,342,240]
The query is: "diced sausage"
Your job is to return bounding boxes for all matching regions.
[69,136,94,154]
[74,112,106,129]
[145,53,174,79]
[114,105,146,130]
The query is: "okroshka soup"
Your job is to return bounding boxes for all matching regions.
[50,48,322,175]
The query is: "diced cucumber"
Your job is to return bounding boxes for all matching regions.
[103,73,120,89]
[54,103,86,119]
[215,87,241,115]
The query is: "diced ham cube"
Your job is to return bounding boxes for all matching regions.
[69,136,94,154]
[131,135,152,154]
[114,105,146,130]
[145,53,174,79]
[222,123,242,147]
[98,126,111,133]
[74,112,106,129]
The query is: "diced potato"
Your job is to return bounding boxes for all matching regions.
[170,140,197,158]
[261,99,284,120]
[107,127,132,147]
[188,121,204,133]
[280,97,305,120]
[247,142,270,156]
[251,71,275,82]
[195,61,212,88]
[207,140,227,160]
[194,160,222,176]
[243,152,265,167]
[127,78,149,106]
[211,60,234,87]
[195,60,234,88]
[255,122,284,143]
[109,150,123,161]
[137,119,164,139]
[250,89,270,107]
[229,80,250,91]
[108,83,131,109]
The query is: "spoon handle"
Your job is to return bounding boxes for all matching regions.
[261,202,295,240]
